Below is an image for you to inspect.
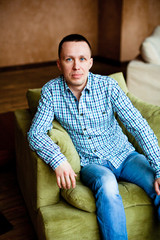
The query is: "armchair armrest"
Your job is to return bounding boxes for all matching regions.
[14,109,60,216]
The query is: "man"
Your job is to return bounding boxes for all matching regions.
[28,34,160,240]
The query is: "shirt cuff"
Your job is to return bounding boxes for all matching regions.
[155,170,160,179]
[50,152,67,170]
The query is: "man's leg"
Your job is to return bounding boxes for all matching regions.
[81,164,128,240]
[120,152,160,220]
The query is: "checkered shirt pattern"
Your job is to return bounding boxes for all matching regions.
[28,72,160,178]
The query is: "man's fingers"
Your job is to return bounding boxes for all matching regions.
[57,173,77,189]
[55,161,77,189]
[64,175,71,189]
[57,175,68,189]
[60,175,67,189]
[70,173,77,188]
[57,176,62,188]
[154,180,160,195]
[64,172,77,189]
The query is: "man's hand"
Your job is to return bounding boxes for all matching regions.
[54,160,77,189]
[154,178,160,195]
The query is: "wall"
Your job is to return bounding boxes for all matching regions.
[98,0,122,60]
[0,0,160,67]
[98,0,160,62]
[120,0,148,61]
[0,0,98,67]
[121,0,160,61]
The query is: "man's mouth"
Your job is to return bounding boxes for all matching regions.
[72,73,83,79]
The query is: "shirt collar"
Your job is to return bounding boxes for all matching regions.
[85,72,92,92]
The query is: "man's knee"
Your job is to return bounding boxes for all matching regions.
[95,175,119,199]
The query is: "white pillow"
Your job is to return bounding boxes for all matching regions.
[141,25,160,65]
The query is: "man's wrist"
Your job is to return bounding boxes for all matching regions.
[50,153,67,170]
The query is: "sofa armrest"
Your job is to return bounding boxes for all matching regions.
[127,59,160,106]
[14,109,60,214]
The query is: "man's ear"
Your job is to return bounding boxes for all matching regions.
[89,57,93,70]
[57,59,62,71]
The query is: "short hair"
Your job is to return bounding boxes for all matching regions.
[58,34,92,58]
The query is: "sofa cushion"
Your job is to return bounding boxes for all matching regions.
[49,127,80,173]
[26,88,41,116]
[61,178,96,213]
[141,25,160,65]
[61,181,152,213]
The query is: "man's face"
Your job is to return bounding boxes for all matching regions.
[57,41,93,90]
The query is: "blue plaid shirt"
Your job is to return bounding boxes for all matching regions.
[28,72,160,178]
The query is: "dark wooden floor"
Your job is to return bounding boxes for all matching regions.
[0,165,37,240]
[0,60,127,239]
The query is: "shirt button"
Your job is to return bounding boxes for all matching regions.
[88,136,91,139]
[94,149,97,152]
[83,128,86,131]
[80,113,83,116]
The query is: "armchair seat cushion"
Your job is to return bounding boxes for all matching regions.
[61,180,152,213]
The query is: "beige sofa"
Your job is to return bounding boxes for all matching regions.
[127,26,160,106]
[14,72,160,240]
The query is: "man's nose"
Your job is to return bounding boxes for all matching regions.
[73,60,80,70]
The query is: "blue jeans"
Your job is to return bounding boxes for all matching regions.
[80,152,160,240]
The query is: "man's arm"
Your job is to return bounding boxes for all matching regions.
[110,80,160,180]
[28,85,76,189]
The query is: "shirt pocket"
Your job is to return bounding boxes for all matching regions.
[85,104,112,131]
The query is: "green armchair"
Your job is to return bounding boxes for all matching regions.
[14,72,160,240]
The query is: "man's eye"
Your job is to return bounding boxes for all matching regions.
[66,58,72,62]
[80,57,85,61]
